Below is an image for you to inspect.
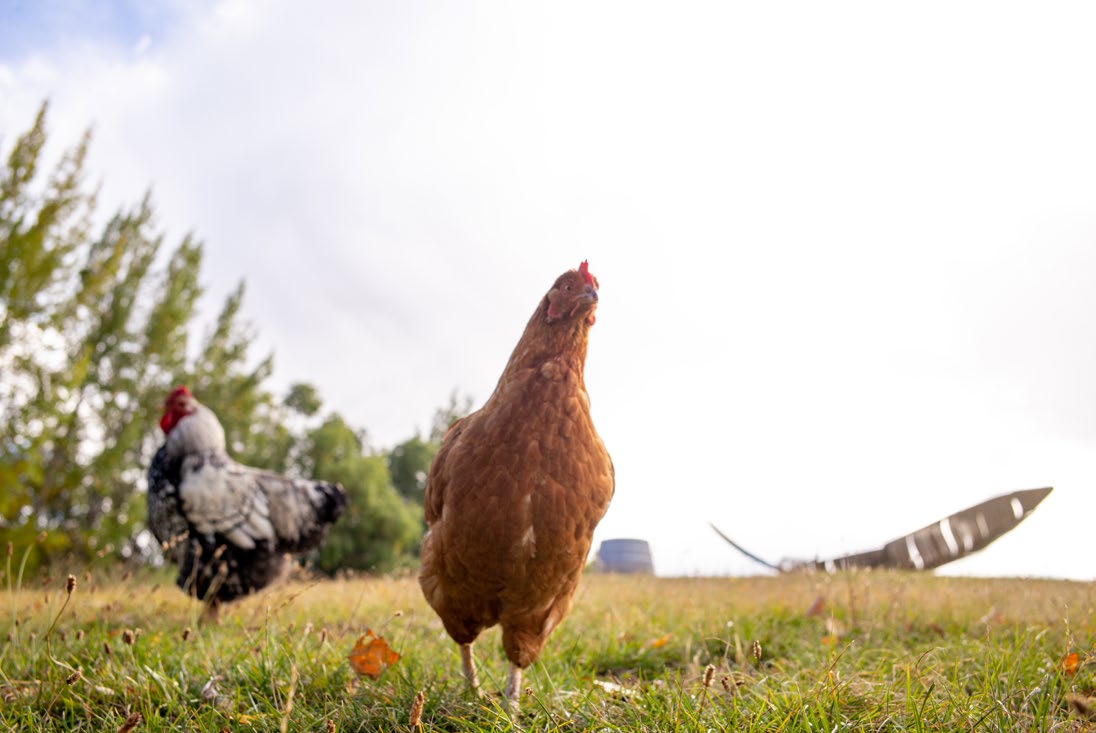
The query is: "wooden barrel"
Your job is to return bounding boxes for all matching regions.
[595,538,654,574]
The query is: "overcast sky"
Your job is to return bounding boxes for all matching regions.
[2,0,1095,578]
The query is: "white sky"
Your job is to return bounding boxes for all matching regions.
[2,1,1094,578]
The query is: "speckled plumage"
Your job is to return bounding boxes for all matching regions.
[147,395,347,612]
[419,262,615,708]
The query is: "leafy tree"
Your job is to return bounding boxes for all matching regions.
[387,434,435,504]
[0,103,292,570]
[0,105,208,568]
[0,103,438,577]
[389,391,473,506]
[301,415,422,574]
[284,382,322,417]
[0,104,92,348]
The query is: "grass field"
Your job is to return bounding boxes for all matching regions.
[2,562,1095,732]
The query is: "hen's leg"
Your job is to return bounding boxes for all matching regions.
[504,663,523,712]
[460,643,483,697]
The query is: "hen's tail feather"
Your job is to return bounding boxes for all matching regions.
[276,481,348,554]
[316,482,348,525]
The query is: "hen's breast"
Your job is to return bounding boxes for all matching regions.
[436,362,614,594]
[147,444,190,563]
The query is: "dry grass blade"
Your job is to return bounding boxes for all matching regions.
[279,664,299,733]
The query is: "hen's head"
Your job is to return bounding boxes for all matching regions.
[546,260,600,325]
[159,385,198,435]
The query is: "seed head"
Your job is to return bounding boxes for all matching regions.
[76,629,85,641]
[117,711,142,733]
[703,664,715,688]
[408,689,425,727]
[751,639,762,662]
[182,627,192,642]
[66,670,82,685]
[66,574,76,594]
[122,629,135,646]
[103,641,112,657]
[326,721,336,733]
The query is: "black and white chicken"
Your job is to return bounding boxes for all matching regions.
[147,386,347,622]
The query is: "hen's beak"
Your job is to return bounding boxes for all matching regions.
[577,285,599,324]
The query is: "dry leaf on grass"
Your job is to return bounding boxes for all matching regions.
[644,634,672,650]
[348,629,400,679]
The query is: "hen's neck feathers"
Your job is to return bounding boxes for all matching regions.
[498,296,592,383]
[165,404,227,457]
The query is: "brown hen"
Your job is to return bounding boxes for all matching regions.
[419,260,615,711]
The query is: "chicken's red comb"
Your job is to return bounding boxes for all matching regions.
[578,260,595,287]
[167,385,191,400]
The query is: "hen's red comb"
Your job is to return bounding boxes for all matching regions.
[578,260,595,286]
[167,385,191,401]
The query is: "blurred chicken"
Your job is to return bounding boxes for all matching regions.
[147,386,347,622]
[419,260,615,711]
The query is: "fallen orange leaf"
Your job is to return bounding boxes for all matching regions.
[645,634,672,649]
[348,629,401,679]
[1061,652,1081,676]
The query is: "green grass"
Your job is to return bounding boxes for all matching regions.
[2,561,1095,731]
